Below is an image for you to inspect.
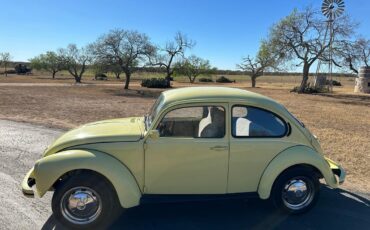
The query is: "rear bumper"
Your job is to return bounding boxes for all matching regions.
[21,167,36,197]
[325,157,346,185]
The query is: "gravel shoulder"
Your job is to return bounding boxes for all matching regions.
[0,120,62,229]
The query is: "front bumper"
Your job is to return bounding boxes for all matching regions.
[21,167,36,197]
[325,157,346,185]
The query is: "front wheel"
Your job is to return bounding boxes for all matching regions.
[52,172,122,229]
[271,167,320,214]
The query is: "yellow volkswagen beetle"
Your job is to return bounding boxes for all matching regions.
[22,87,345,229]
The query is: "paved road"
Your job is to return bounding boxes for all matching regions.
[0,120,369,230]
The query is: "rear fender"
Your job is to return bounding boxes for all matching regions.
[257,145,337,199]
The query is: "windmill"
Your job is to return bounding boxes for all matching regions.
[314,0,345,91]
[322,0,345,18]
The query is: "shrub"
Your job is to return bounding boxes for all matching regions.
[216,76,234,83]
[198,77,213,82]
[290,84,329,94]
[94,73,108,81]
[141,78,170,88]
[326,79,342,86]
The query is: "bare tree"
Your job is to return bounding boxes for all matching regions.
[90,60,123,80]
[148,32,195,82]
[0,52,12,76]
[93,29,154,89]
[59,44,92,83]
[109,64,124,79]
[174,55,211,83]
[237,41,279,87]
[91,60,109,76]
[335,38,369,73]
[29,51,64,79]
[268,7,354,92]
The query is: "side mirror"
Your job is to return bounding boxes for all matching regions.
[148,130,160,140]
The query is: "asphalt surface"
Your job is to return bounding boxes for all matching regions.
[0,120,369,230]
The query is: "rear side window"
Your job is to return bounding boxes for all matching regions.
[232,106,287,137]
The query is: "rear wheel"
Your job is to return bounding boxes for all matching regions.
[271,167,320,214]
[52,172,122,229]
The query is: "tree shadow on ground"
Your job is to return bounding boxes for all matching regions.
[317,93,370,106]
[102,88,162,98]
[42,186,370,230]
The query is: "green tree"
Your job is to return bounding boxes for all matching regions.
[175,55,211,83]
[335,38,369,73]
[238,41,279,87]
[0,52,12,76]
[148,32,195,82]
[30,51,64,79]
[268,7,354,92]
[108,63,124,79]
[92,29,155,89]
[59,44,93,83]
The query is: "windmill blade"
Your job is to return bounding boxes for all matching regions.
[337,2,345,7]
[336,8,344,14]
[322,0,345,19]
[335,0,345,6]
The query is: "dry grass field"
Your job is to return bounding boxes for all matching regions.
[0,73,369,194]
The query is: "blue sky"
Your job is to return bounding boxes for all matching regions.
[0,0,369,70]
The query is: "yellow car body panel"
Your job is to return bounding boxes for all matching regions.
[228,140,298,193]
[44,117,145,156]
[78,141,146,190]
[33,150,142,208]
[21,86,345,209]
[258,145,339,199]
[144,102,230,194]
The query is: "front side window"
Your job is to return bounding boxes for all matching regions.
[232,106,286,137]
[157,106,225,138]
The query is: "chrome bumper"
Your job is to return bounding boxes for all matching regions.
[325,158,346,185]
[21,167,36,197]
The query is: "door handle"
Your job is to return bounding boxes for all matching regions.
[210,145,228,151]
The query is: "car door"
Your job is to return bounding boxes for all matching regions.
[145,103,229,194]
[228,105,295,193]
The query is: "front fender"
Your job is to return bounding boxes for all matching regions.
[33,149,142,208]
[257,145,337,199]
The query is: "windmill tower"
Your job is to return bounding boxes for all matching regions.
[314,0,345,91]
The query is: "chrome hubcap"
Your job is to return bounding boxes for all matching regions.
[282,178,313,210]
[61,186,102,225]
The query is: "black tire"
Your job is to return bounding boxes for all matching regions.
[271,166,320,214]
[52,172,122,229]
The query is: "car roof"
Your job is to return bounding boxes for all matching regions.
[161,86,283,110]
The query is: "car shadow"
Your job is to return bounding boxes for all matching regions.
[42,186,369,230]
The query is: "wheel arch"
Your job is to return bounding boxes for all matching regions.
[33,149,142,208]
[257,145,337,199]
[52,168,118,195]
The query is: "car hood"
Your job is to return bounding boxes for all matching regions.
[44,117,145,156]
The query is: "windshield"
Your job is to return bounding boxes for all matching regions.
[145,94,164,130]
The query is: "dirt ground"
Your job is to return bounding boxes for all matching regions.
[0,74,369,194]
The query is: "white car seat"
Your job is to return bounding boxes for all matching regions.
[198,107,212,137]
[236,117,251,136]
